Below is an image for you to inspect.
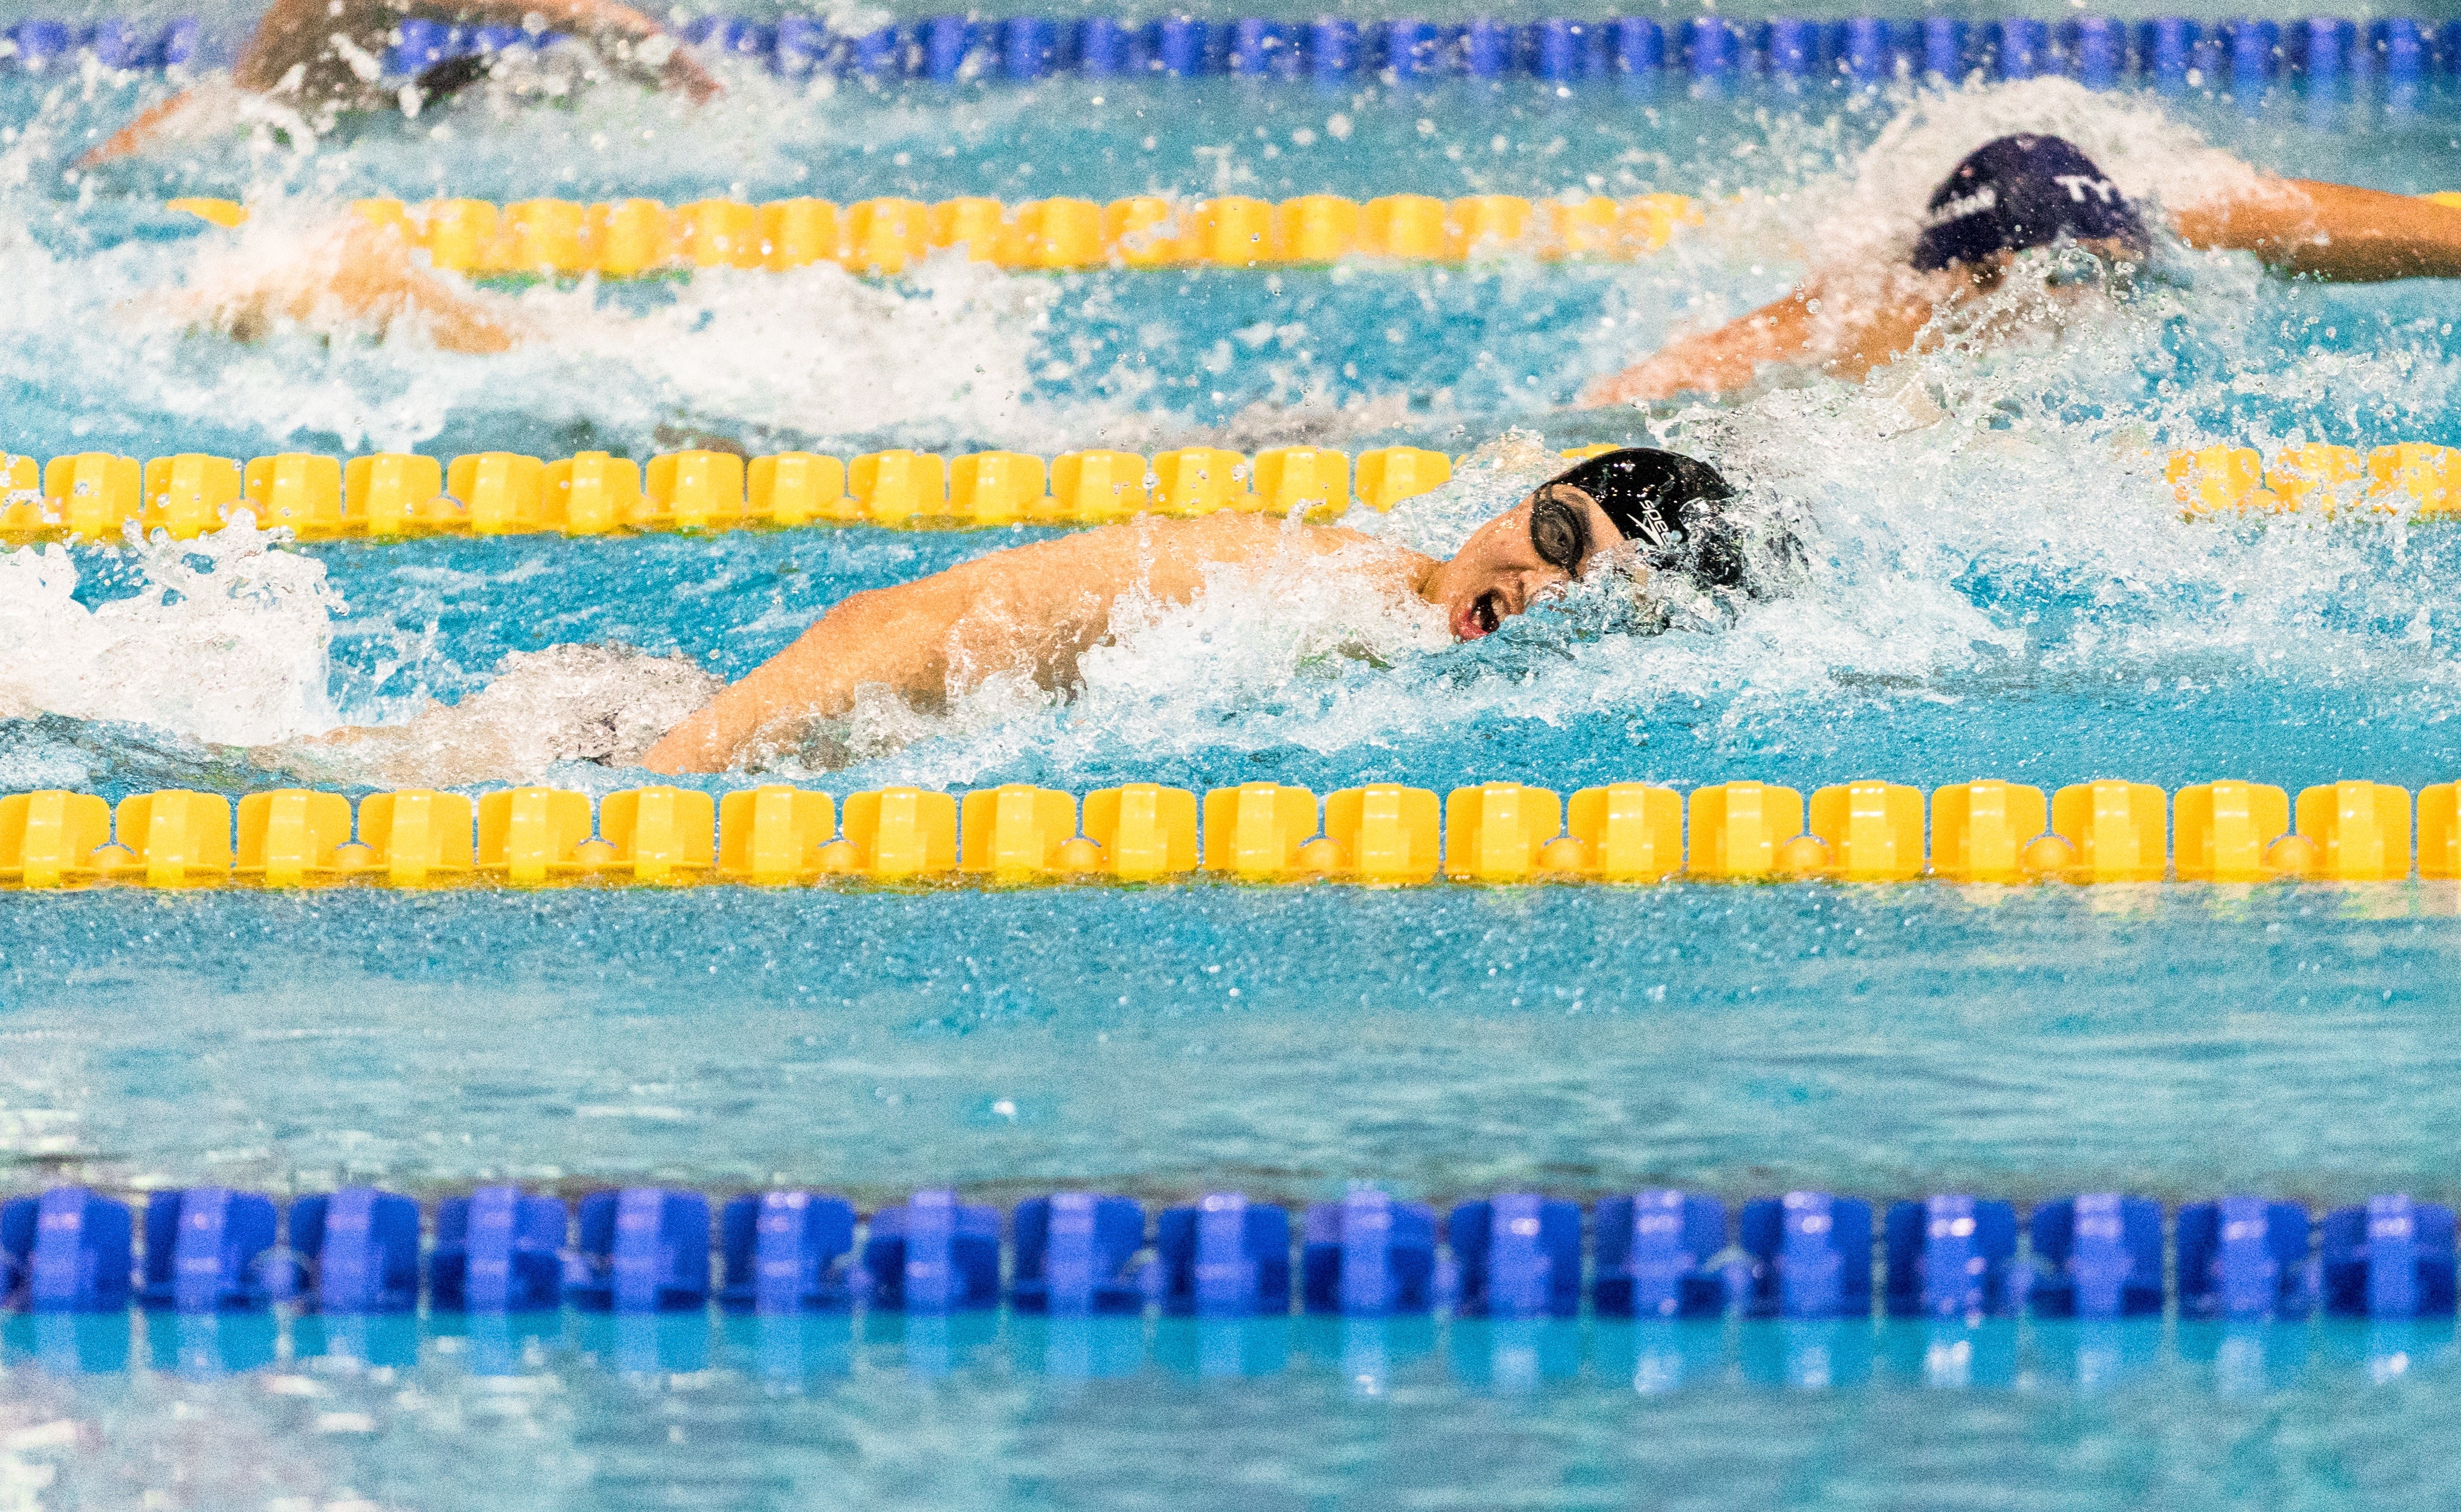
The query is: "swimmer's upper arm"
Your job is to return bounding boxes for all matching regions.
[2173,177,2461,281]
[640,526,1170,772]
[640,575,970,772]
[229,0,330,90]
[639,516,1379,773]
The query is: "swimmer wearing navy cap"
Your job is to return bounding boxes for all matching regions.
[1588,132,2461,405]
[636,446,1779,772]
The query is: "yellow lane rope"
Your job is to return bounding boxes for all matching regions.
[0,777,2440,888]
[165,191,1704,275]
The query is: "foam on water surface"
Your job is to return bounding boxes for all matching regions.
[6,54,2461,1508]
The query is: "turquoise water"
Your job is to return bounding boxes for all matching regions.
[7,40,2461,1511]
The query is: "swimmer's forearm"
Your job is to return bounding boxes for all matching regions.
[638,657,825,773]
[2176,178,2461,282]
[79,89,197,166]
[1585,293,1816,405]
[641,587,960,773]
[1585,274,1947,404]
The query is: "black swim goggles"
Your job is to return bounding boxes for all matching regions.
[1973,239,2142,299]
[1529,485,1608,575]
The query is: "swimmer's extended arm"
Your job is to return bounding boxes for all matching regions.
[2174,178,2461,281]
[1583,270,1944,406]
[166,213,525,353]
[641,516,1417,774]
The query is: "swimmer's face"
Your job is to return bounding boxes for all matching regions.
[1423,483,1627,641]
[1959,237,2141,300]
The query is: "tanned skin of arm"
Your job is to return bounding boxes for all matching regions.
[2173,178,2461,280]
[1586,178,2461,407]
[1583,270,1946,406]
[170,213,523,353]
[640,515,1436,774]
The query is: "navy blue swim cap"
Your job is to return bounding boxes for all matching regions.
[1910,135,2148,273]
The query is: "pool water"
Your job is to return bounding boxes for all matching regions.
[7,24,2461,1510]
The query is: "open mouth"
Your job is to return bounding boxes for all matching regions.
[1456,591,1503,640]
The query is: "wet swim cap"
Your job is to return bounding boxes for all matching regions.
[1910,135,2148,274]
[1546,447,1755,591]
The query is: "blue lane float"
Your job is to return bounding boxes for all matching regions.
[139,1188,277,1313]
[861,1191,1002,1313]
[2178,1196,2314,1318]
[279,1186,422,1313]
[1156,1193,1291,1317]
[1012,1193,1147,1314]
[7,1182,2461,1323]
[568,1188,711,1313]
[1741,1192,1874,1319]
[432,1186,569,1312]
[11,11,2455,85]
[6,16,197,71]
[1592,1191,1728,1319]
[1302,1191,1438,1316]
[1885,1195,2020,1318]
[340,12,2461,90]
[719,1191,857,1312]
[2028,1193,2166,1318]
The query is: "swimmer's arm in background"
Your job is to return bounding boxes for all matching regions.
[80,86,226,165]
[1581,269,1944,407]
[2173,178,2461,281]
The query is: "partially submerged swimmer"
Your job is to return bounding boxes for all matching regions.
[1586,133,2461,405]
[637,448,1779,773]
[82,0,716,165]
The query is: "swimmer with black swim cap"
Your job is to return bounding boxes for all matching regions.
[633,445,1778,772]
[1589,126,2461,405]
[1432,446,1767,639]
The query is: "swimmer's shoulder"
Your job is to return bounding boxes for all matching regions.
[1107,511,1429,570]
[1000,512,1426,596]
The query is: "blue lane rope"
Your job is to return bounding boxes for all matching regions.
[3,1184,2451,1322]
[3,16,197,72]
[11,13,2446,87]
[376,12,2451,88]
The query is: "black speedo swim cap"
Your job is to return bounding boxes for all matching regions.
[1545,447,1756,592]
[1910,134,2149,274]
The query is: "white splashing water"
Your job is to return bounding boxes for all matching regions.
[2,80,2455,785]
[0,527,341,744]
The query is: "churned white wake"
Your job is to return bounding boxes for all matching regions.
[0,528,340,745]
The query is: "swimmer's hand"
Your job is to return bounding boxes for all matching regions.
[2174,177,2461,283]
[1583,294,1821,406]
